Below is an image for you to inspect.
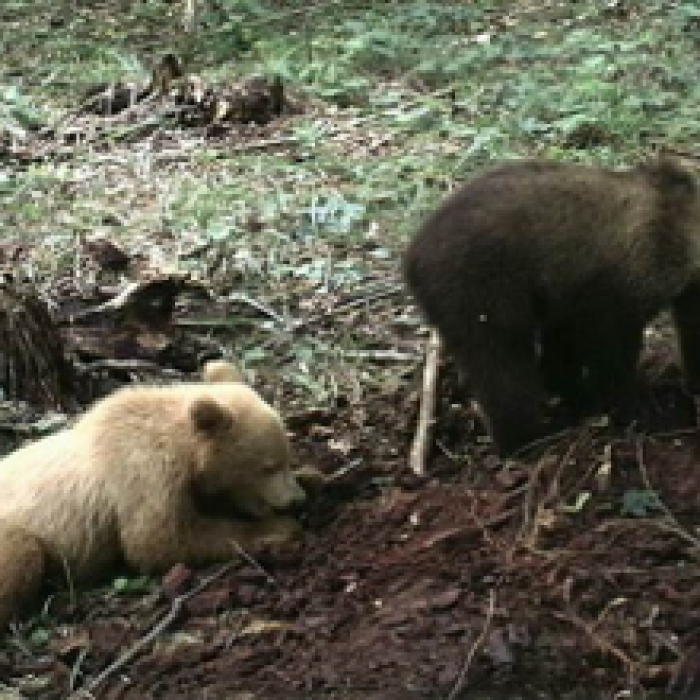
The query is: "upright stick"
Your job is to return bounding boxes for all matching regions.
[409,329,441,476]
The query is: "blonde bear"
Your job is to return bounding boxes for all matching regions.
[0,361,305,628]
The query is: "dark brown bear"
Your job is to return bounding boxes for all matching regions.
[404,158,700,456]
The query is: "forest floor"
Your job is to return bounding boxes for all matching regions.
[2,1,700,698]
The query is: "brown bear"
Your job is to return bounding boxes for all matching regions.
[404,157,700,456]
[0,361,306,628]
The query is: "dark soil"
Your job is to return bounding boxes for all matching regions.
[3,324,700,700]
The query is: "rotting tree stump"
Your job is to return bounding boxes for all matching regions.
[0,282,75,410]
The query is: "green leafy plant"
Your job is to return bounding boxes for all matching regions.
[621,489,663,518]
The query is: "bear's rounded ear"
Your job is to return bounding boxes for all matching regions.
[202,360,244,384]
[190,397,233,434]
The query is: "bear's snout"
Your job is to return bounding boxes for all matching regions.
[263,470,306,511]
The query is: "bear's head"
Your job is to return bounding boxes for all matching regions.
[189,383,306,519]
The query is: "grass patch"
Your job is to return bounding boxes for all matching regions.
[1,0,699,400]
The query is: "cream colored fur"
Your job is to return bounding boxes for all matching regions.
[0,362,305,628]
[201,359,244,383]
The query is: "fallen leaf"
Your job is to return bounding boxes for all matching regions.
[486,628,514,665]
[162,563,193,600]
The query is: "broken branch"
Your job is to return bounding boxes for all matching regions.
[409,329,441,476]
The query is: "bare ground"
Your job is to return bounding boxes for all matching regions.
[3,313,700,699]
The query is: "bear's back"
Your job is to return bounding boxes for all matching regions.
[79,381,276,446]
[405,159,697,325]
[415,161,655,260]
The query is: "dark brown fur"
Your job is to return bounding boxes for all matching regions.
[404,158,700,456]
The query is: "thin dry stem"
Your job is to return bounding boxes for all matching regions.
[635,439,700,550]
[447,588,496,700]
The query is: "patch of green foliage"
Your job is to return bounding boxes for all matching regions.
[2,0,700,405]
[621,489,663,517]
[0,0,698,382]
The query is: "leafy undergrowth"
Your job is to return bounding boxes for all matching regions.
[2,0,700,697]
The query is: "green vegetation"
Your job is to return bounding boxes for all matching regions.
[2,0,699,407]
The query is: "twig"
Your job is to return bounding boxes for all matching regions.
[342,349,418,362]
[516,452,555,549]
[71,275,194,325]
[325,458,363,482]
[69,647,90,693]
[229,540,277,586]
[37,90,116,139]
[84,91,162,128]
[74,358,186,379]
[648,426,699,441]
[227,292,289,327]
[229,136,299,153]
[37,89,161,158]
[513,428,591,555]
[447,589,496,700]
[511,424,578,458]
[70,281,148,320]
[554,606,638,678]
[296,283,405,328]
[326,284,405,316]
[435,439,459,461]
[71,562,233,698]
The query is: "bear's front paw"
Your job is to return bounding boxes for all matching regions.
[251,516,303,547]
[293,466,326,495]
[246,516,304,565]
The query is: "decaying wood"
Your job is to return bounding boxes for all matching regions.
[71,275,193,326]
[409,328,441,476]
[79,64,286,127]
[0,282,75,410]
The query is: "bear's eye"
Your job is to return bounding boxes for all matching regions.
[262,463,279,475]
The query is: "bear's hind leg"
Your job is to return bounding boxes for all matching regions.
[0,525,46,629]
[577,318,643,413]
[539,325,590,411]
